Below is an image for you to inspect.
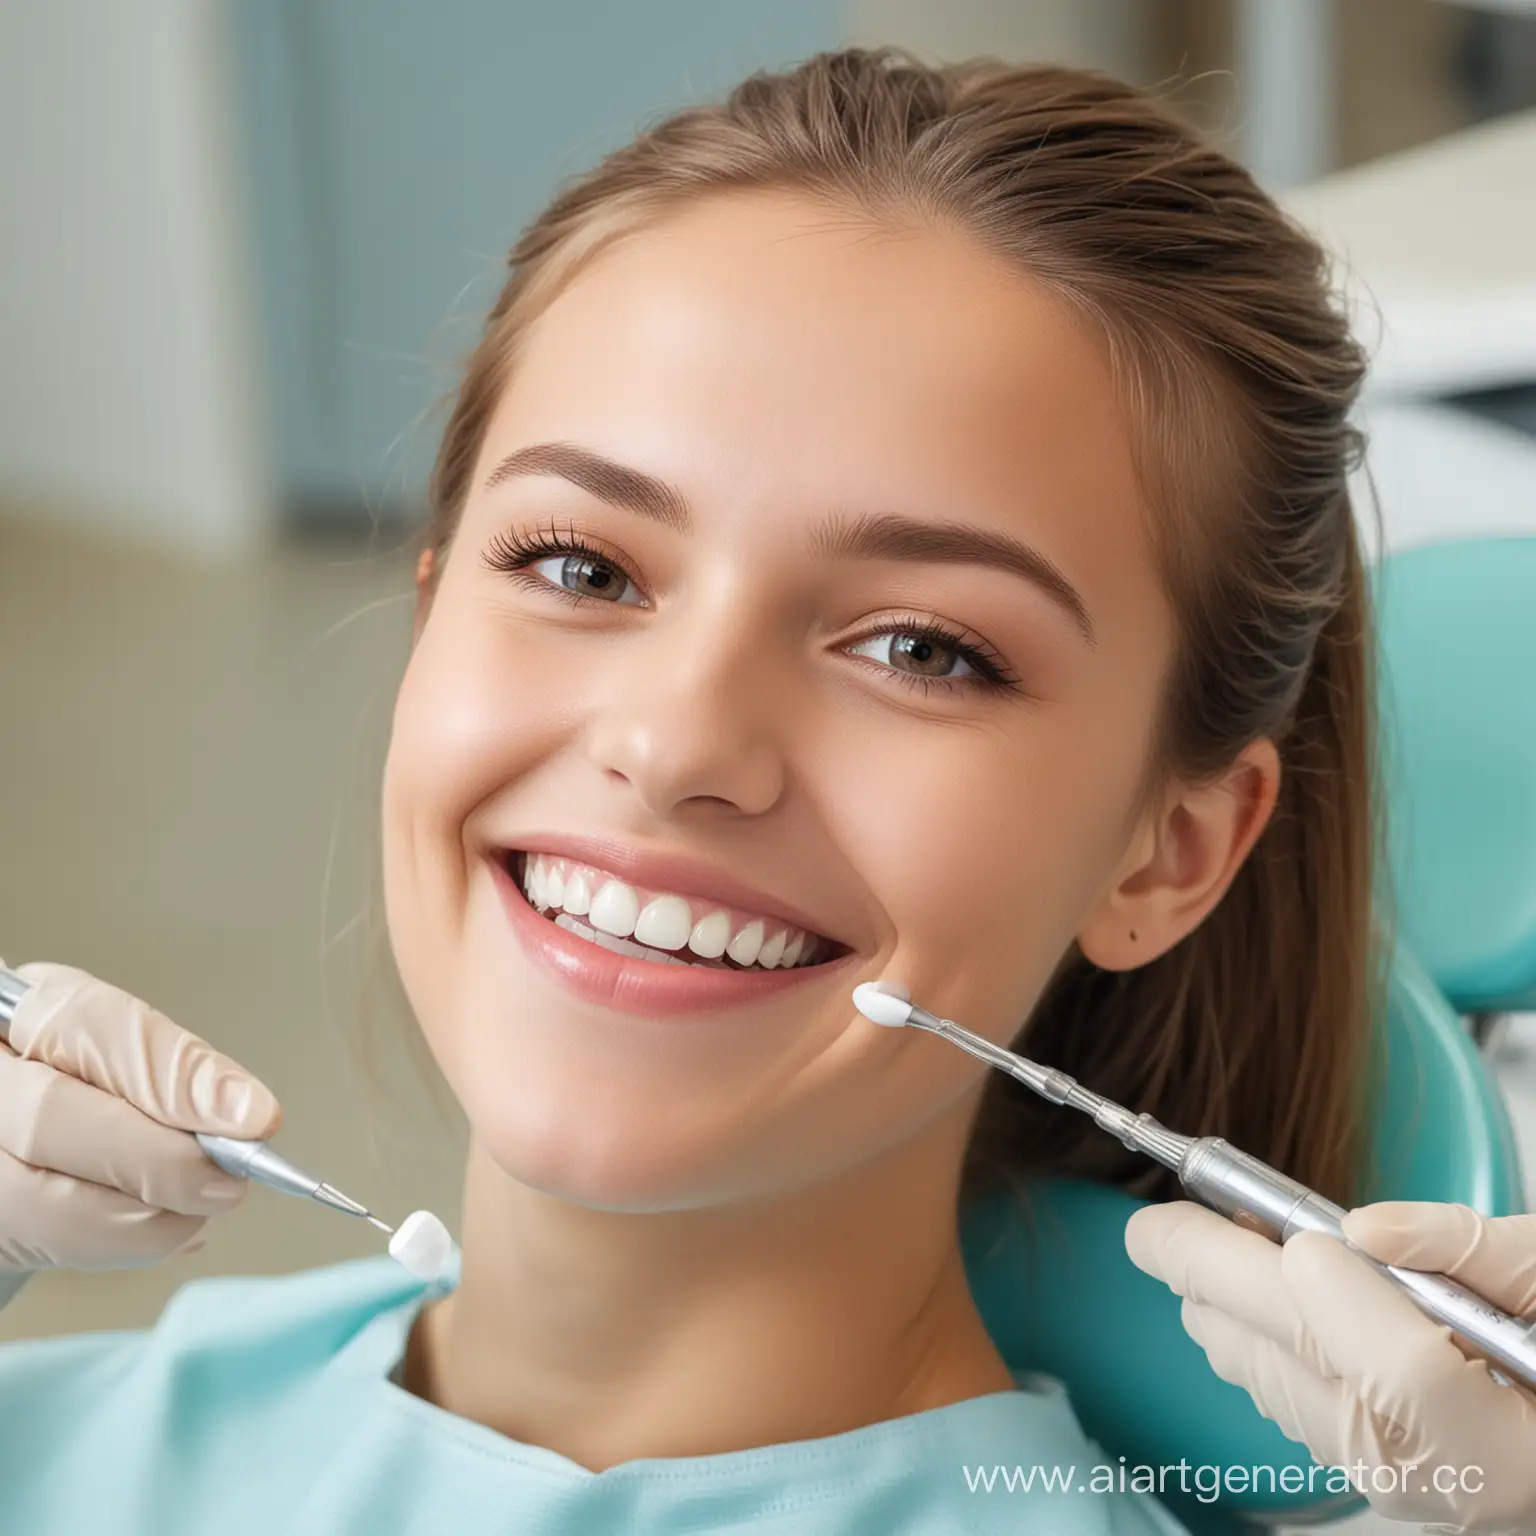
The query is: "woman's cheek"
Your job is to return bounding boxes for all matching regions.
[396,623,539,804]
[867,737,1120,1024]
[380,628,515,1064]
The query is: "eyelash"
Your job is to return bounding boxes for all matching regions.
[856,610,1021,694]
[484,521,625,610]
[481,524,1022,696]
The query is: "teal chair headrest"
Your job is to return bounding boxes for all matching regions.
[1375,536,1536,1012]
[962,945,1523,1531]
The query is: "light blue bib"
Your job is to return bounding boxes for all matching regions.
[0,1255,1186,1534]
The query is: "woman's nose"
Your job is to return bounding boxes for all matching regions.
[579,613,789,820]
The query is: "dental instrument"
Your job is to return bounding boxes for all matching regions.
[851,981,1536,1393]
[0,966,392,1236]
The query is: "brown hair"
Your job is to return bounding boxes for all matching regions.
[423,48,1380,1207]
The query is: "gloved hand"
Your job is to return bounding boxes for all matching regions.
[1126,1199,1536,1532]
[0,960,282,1289]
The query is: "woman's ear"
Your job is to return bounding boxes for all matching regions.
[413,549,436,642]
[1078,737,1282,971]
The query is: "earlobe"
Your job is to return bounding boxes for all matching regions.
[412,548,436,642]
[1078,738,1281,971]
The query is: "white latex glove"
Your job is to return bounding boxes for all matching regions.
[0,960,282,1298]
[1126,1199,1536,1532]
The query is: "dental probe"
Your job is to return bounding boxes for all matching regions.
[851,981,1536,1394]
[0,968,393,1236]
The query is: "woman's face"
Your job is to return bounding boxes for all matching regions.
[382,192,1177,1210]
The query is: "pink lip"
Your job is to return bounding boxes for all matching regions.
[491,830,853,950]
[490,856,856,1018]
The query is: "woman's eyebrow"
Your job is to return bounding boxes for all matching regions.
[482,441,1095,646]
[807,511,1095,647]
[483,442,689,531]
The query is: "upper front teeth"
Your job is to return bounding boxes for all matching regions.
[519,853,826,969]
[589,879,641,940]
[633,893,693,950]
[689,908,731,958]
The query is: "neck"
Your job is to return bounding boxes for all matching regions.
[410,1125,1014,1471]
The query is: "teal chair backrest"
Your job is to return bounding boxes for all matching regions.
[961,944,1523,1532]
[1375,536,1536,1012]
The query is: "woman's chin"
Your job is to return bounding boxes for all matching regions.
[470,1106,757,1213]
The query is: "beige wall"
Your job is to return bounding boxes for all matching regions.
[849,0,1157,81]
[0,524,465,1341]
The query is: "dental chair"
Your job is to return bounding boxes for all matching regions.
[962,943,1524,1531]
[1374,535,1536,1021]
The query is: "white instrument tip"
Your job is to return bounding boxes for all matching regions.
[388,1209,455,1281]
[852,981,915,1028]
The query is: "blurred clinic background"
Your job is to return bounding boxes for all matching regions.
[2,3,1535,1496]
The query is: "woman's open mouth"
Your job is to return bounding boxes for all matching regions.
[490,848,854,1017]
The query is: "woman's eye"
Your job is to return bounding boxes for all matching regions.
[530,553,643,606]
[846,630,976,681]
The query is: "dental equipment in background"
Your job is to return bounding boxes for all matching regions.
[851,981,1536,1394]
[0,966,394,1237]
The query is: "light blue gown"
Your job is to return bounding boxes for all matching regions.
[0,1252,1188,1533]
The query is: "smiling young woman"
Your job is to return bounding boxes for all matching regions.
[369,42,1377,1524]
[0,47,1376,1536]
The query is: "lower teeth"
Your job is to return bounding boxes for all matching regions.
[551,913,736,969]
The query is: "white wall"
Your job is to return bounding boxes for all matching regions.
[0,0,272,556]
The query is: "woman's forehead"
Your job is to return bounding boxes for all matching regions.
[509,193,1112,411]
[484,200,1144,526]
